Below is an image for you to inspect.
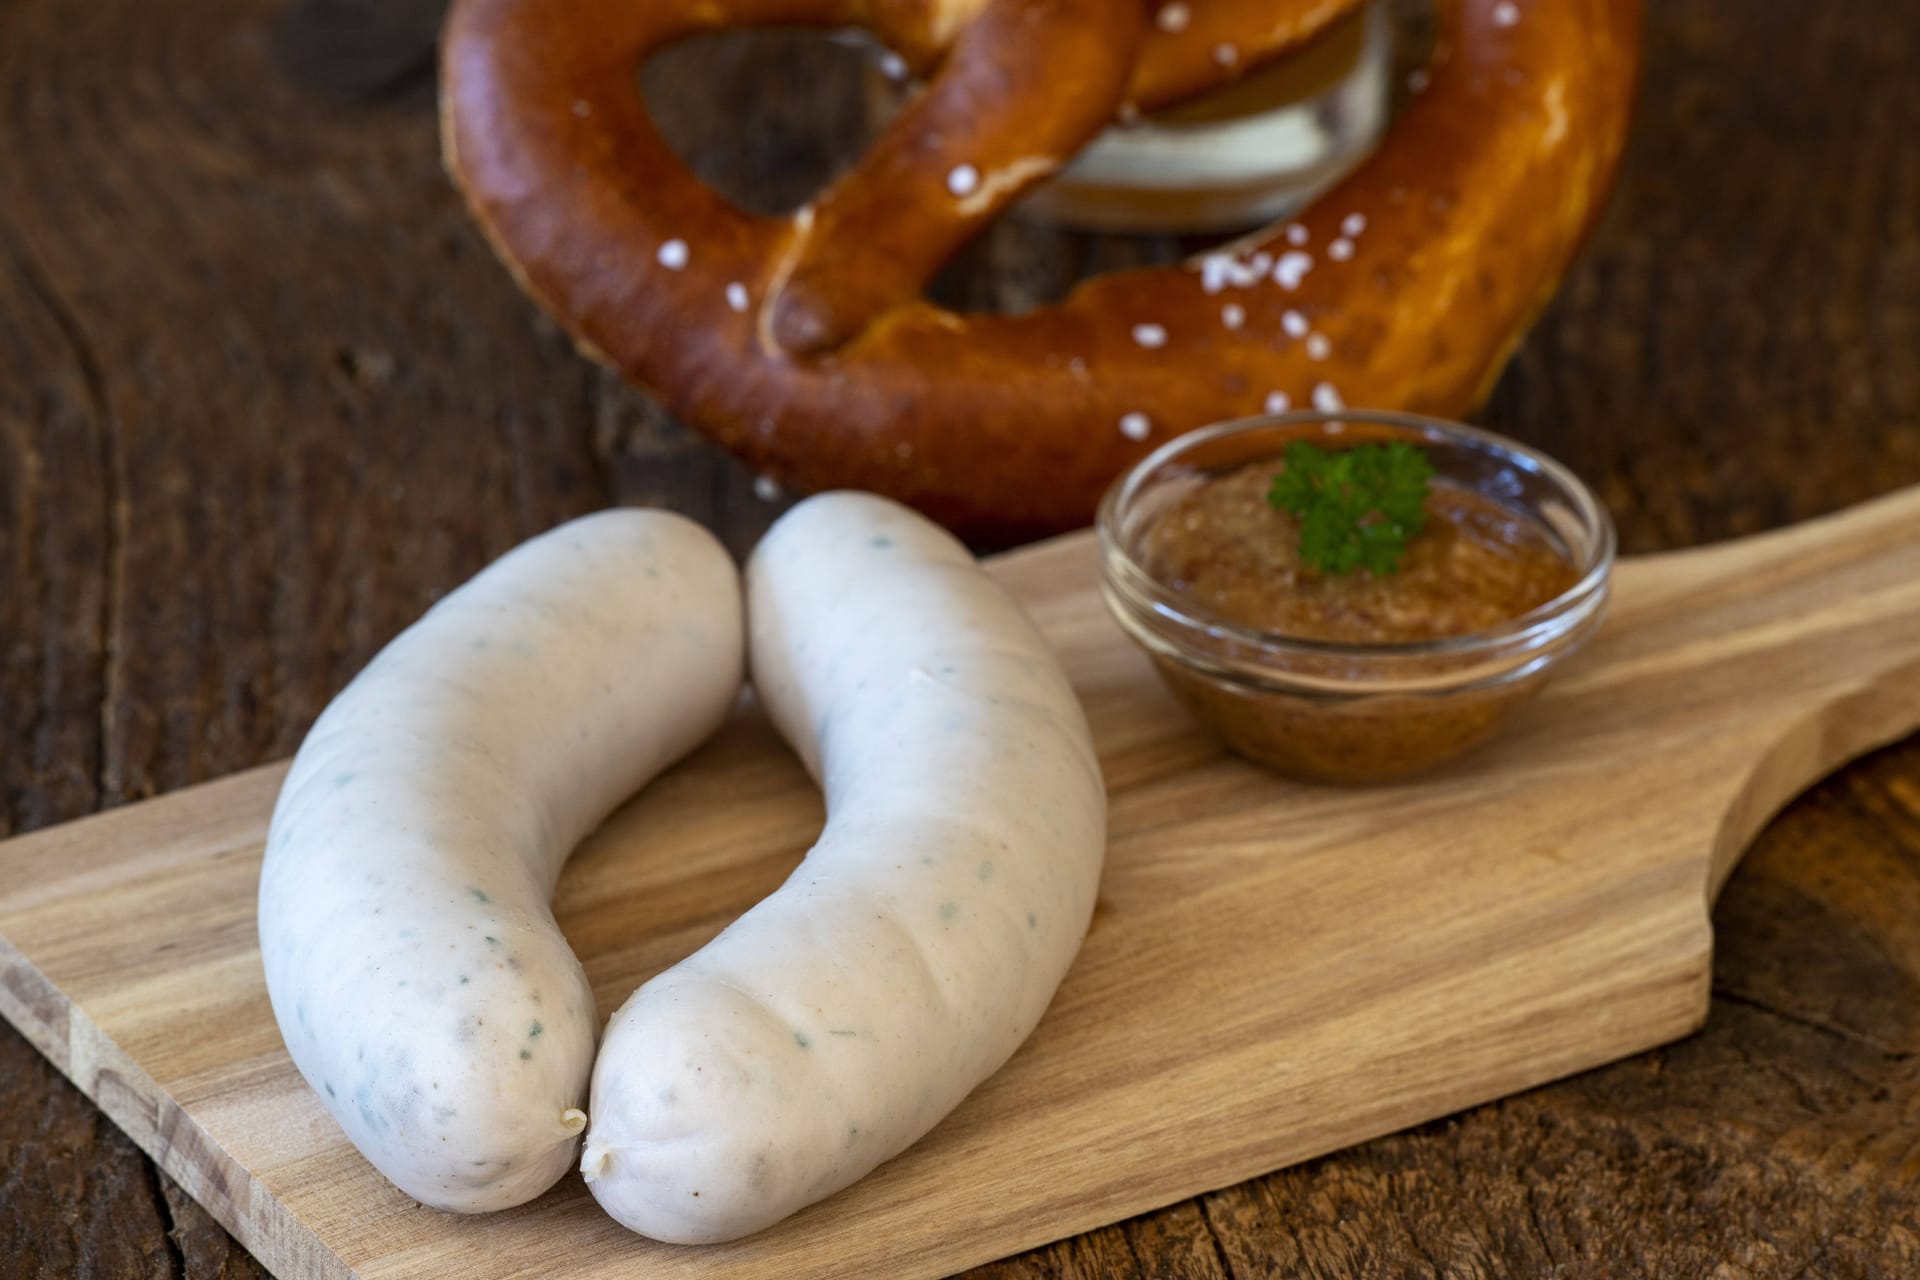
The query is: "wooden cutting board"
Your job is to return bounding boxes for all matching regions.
[3,487,1918,1280]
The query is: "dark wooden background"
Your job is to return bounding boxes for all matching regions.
[4,0,1919,1275]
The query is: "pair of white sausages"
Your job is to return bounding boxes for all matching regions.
[257,493,1105,1242]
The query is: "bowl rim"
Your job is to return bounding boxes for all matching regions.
[1096,408,1618,662]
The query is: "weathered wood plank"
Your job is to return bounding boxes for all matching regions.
[2,0,1919,1273]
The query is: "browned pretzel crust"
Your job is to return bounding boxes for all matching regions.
[860,0,1372,110]
[444,0,1641,542]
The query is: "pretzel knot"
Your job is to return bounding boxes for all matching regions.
[444,0,1642,541]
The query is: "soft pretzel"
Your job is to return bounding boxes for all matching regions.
[444,0,1641,542]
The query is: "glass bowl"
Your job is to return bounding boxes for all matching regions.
[1017,0,1394,234]
[853,0,1394,235]
[1096,411,1616,783]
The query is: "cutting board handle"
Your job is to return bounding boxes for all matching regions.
[1600,484,1920,900]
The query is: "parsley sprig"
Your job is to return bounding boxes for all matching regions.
[1267,440,1435,576]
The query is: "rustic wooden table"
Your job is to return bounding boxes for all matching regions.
[4,0,1918,1275]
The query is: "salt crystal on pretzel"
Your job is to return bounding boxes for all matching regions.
[1275,252,1314,290]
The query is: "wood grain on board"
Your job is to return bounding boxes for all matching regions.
[2,486,1918,1279]
[4,0,1920,1274]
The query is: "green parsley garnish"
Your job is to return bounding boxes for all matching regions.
[1267,440,1435,576]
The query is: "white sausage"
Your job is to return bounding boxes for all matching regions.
[581,492,1106,1243]
[258,510,743,1212]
